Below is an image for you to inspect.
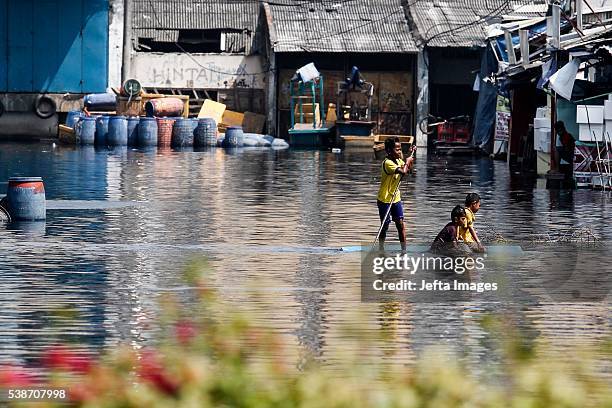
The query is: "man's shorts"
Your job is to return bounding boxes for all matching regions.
[377,200,404,226]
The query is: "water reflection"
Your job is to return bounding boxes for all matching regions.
[0,142,609,370]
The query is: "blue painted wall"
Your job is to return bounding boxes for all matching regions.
[0,0,108,93]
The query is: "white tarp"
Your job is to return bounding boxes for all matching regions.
[549,59,580,100]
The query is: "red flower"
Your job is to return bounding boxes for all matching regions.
[0,366,35,387]
[41,345,93,374]
[69,383,96,403]
[175,320,197,345]
[138,350,179,396]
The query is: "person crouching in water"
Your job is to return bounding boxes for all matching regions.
[459,193,485,253]
[430,205,468,254]
[377,137,414,251]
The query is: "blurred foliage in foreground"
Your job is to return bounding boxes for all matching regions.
[1,259,611,407]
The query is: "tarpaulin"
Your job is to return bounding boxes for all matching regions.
[472,45,499,151]
[549,59,580,100]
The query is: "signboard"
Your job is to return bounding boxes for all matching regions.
[494,95,511,142]
[132,54,265,89]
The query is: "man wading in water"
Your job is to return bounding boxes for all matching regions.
[377,137,415,252]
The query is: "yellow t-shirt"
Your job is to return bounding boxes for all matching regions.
[377,158,405,203]
[459,207,476,242]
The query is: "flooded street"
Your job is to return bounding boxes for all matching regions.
[0,142,610,372]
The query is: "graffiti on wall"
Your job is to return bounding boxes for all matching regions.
[133,54,266,89]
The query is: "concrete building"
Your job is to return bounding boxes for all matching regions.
[128,0,266,116]
[259,0,418,138]
[0,0,124,139]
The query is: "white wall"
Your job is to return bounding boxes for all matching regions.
[131,53,266,89]
[582,0,612,12]
[108,0,124,89]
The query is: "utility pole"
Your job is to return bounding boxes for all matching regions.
[121,0,132,83]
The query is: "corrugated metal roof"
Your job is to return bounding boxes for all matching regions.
[132,0,258,53]
[270,0,418,53]
[407,0,547,48]
[133,0,259,31]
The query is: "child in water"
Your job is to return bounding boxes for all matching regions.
[430,205,468,253]
[459,193,485,253]
[376,137,415,251]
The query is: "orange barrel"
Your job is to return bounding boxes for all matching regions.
[6,177,46,220]
[145,98,184,117]
[156,117,176,147]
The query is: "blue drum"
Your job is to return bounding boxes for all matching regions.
[78,117,96,145]
[194,118,217,147]
[223,126,244,147]
[171,118,194,147]
[137,117,158,147]
[108,116,128,146]
[95,115,110,146]
[5,177,46,220]
[127,116,140,146]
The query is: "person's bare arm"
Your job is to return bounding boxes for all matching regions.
[469,226,486,251]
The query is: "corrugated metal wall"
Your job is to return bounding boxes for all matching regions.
[0,0,108,93]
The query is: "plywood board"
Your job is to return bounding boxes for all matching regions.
[221,109,244,127]
[198,99,226,122]
[243,111,266,134]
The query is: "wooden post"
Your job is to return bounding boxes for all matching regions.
[552,5,561,49]
[576,0,583,31]
[504,30,517,65]
[519,30,530,66]
[550,91,558,172]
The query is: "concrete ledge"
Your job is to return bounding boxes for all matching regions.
[0,112,58,139]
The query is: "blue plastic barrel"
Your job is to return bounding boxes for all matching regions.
[223,126,244,147]
[84,93,117,111]
[95,116,110,145]
[194,118,217,147]
[138,117,158,146]
[127,116,140,146]
[6,177,46,220]
[171,118,194,147]
[108,116,128,146]
[78,117,96,145]
[65,110,82,128]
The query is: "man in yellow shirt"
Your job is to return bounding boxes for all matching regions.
[459,193,485,252]
[377,137,414,251]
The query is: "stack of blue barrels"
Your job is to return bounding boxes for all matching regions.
[194,118,217,147]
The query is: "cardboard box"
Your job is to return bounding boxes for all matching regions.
[533,117,550,129]
[242,112,266,134]
[198,99,226,123]
[534,129,551,152]
[578,124,604,141]
[535,106,549,119]
[576,105,604,124]
[221,110,245,127]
